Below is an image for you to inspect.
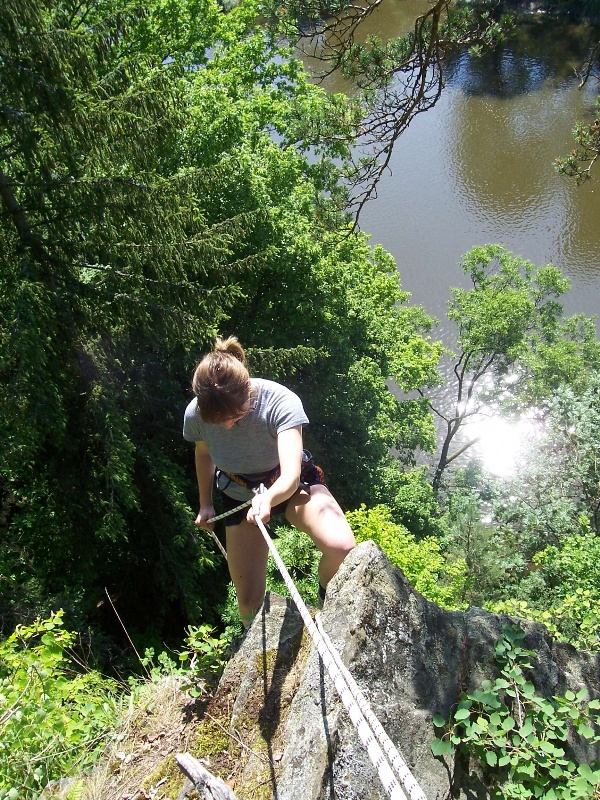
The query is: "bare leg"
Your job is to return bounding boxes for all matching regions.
[226,520,269,627]
[285,484,355,588]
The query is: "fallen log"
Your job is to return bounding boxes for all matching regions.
[175,753,239,800]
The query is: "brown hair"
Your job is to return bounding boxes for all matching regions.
[192,336,251,423]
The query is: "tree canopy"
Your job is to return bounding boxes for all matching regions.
[2,0,599,660]
[424,245,600,493]
[0,0,441,638]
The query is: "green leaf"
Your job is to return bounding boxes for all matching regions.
[577,724,595,739]
[577,763,594,779]
[572,776,593,795]
[454,707,472,721]
[431,738,454,757]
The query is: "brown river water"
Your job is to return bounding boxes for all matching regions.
[306,1,600,329]
[302,1,600,473]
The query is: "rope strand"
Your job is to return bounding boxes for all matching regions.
[314,614,428,800]
[198,482,429,800]
[206,498,253,524]
[250,489,428,800]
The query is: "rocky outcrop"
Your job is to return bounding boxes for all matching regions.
[186,541,600,800]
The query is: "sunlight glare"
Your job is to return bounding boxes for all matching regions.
[471,414,537,477]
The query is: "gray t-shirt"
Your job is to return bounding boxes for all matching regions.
[183,378,309,501]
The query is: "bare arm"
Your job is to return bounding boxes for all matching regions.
[248,425,303,525]
[194,441,216,530]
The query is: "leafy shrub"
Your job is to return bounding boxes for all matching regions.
[488,593,600,653]
[346,504,467,609]
[0,611,122,800]
[266,522,321,607]
[174,624,232,696]
[488,532,600,651]
[431,625,600,799]
[130,623,232,702]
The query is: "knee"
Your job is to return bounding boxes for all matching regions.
[325,526,356,565]
[334,514,356,554]
[317,500,356,556]
[319,533,355,587]
[332,538,355,564]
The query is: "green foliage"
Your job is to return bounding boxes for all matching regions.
[487,531,600,651]
[382,466,444,538]
[535,531,600,596]
[0,611,121,800]
[432,245,600,491]
[135,624,231,697]
[1,0,442,641]
[556,98,600,183]
[345,504,467,609]
[489,594,600,655]
[0,0,230,633]
[235,222,441,510]
[431,625,600,799]
[490,373,600,577]
[440,481,513,608]
[450,245,571,375]
[266,523,321,607]
[449,374,600,642]
[182,624,231,678]
[517,314,600,407]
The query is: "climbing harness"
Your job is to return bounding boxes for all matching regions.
[214,450,326,506]
[250,487,429,800]
[203,452,326,527]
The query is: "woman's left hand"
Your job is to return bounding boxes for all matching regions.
[248,491,272,525]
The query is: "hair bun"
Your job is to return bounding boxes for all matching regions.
[214,336,247,366]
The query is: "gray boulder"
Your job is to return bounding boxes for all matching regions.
[189,541,600,800]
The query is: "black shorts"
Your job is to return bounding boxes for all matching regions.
[218,491,290,527]
[218,458,327,527]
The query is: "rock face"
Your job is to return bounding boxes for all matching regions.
[190,541,600,800]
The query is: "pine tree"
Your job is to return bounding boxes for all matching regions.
[0,0,239,631]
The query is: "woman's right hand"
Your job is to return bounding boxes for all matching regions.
[195,506,216,531]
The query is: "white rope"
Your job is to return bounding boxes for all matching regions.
[314,614,428,800]
[252,502,429,800]
[201,489,259,559]
[206,485,266,526]
[206,498,253,525]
